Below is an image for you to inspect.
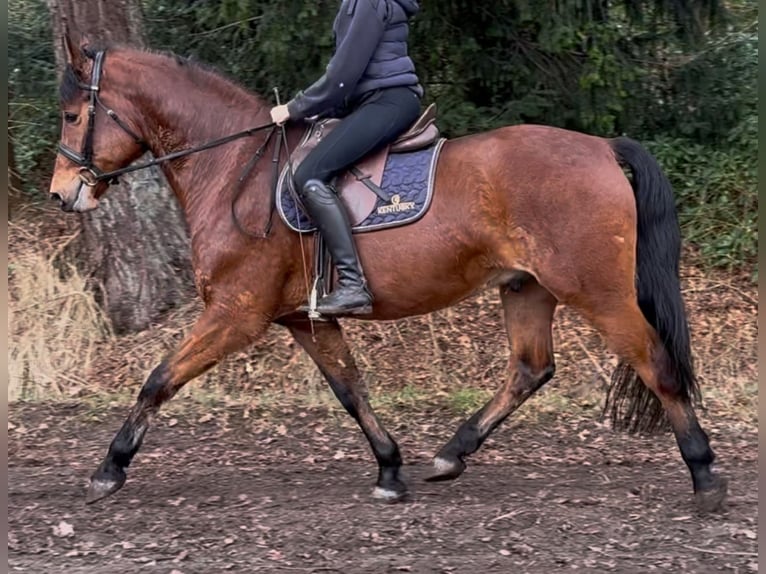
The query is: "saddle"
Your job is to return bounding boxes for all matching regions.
[287,103,440,225]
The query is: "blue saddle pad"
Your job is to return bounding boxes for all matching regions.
[277,138,446,234]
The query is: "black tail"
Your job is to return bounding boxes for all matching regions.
[604,137,701,434]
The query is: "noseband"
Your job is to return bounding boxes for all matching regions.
[57,49,148,186]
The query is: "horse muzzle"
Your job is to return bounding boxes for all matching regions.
[50,191,75,212]
[51,181,100,213]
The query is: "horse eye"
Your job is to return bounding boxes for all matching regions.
[64,112,79,124]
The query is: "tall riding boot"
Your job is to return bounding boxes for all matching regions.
[299,179,373,316]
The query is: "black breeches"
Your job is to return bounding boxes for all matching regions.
[292,86,421,191]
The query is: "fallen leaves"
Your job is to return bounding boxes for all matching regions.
[7,401,759,574]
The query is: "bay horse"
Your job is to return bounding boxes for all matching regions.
[48,34,727,512]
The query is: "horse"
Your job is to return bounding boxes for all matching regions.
[47,33,727,512]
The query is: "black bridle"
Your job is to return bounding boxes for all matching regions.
[57,48,277,187]
[58,50,147,185]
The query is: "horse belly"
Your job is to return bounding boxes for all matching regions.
[357,225,499,320]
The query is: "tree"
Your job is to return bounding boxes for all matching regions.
[46,0,194,334]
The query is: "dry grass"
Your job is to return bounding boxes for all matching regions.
[8,218,113,401]
[8,207,758,429]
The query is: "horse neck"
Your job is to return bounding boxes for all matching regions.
[120,51,275,231]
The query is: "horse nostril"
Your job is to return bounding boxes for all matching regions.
[51,192,63,204]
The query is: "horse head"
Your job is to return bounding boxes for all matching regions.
[49,32,147,212]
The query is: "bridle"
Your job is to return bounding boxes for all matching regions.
[57,50,148,186]
[57,48,278,187]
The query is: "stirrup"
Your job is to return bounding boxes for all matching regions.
[297,275,332,320]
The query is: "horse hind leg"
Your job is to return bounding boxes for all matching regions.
[579,294,727,512]
[426,276,557,481]
[281,317,407,501]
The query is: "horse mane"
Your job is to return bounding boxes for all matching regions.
[60,41,266,107]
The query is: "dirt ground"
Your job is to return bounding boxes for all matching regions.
[8,401,758,574]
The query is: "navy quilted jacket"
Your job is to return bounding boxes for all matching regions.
[287,0,423,120]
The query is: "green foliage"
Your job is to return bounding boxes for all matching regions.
[404,2,637,136]
[447,388,492,415]
[140,0,735,140]
[8,0,58,192]
[144,1,335,102]
[668,32,757,142]
[645,129,757,270]
[634,26,758,144]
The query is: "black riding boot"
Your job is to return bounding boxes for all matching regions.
[299,179,373,316]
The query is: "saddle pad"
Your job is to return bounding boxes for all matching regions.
[277,138,446,234]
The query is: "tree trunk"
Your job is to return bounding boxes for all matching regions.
[46,0,193,334]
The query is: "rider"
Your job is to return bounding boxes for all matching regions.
[270,0,423,317]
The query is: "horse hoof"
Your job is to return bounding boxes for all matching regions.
[372,485,408,503]
[86,469,127,505]
[424,456,466,482]
[695,476,728,513]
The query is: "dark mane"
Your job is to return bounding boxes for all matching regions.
[146,47,257,96]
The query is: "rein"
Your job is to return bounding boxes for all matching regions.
[88,120,278,185]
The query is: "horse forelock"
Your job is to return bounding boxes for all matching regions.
[59,65,82,104]
[58,41,131,104]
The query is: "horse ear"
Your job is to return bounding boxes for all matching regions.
[61,24,88,72]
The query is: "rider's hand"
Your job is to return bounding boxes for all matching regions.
[270,104,291,125]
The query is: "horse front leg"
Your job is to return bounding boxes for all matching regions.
[281,317,407,501]
[86,304,270,503]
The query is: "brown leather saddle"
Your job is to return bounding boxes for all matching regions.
[284,103,440,225]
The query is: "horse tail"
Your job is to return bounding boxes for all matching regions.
[604,136,701,434]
